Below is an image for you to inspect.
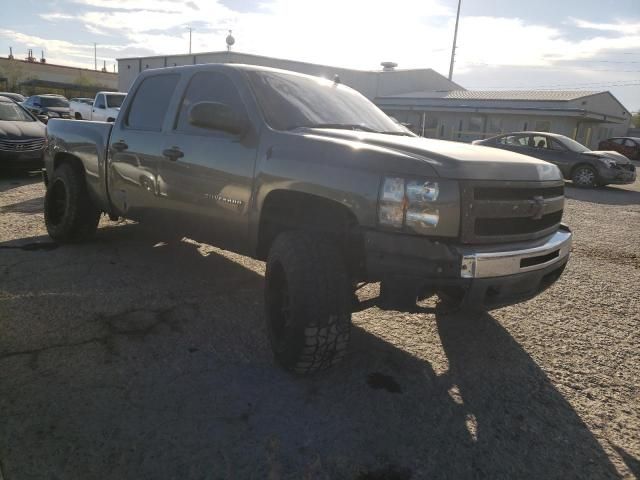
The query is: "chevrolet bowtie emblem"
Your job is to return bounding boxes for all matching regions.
[530,195,545,220]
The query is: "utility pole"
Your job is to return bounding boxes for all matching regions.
[94,43,97,70]
[188,27,193,54]
[448,0,462,81]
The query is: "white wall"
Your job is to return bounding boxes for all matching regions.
[117,51,460,98]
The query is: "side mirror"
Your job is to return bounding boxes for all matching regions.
[188,101,246,135]
[37,115,48,123]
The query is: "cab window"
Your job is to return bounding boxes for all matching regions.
[125,74,180,131]
[174,71,247,135]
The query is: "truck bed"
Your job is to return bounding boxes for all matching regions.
[45,118,113,212]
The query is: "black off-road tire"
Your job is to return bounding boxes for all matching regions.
[571,165,598,188]
[44,163,101,242]
[265,232,352,374]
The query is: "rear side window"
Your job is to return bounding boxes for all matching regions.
[126,74,180,131]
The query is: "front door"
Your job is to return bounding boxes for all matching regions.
[156,70,258,253]
[108,73,181,222]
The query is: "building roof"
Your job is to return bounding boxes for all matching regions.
[117,50,447,74]
[382,90,601,101]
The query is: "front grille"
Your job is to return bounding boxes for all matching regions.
[620,163,636,172]
[475,211,563,236]
[0,138,46,152]
[461,180,565,244]
[474,185,563,201]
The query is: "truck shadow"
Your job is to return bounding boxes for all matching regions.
[0,224,621,479]
[0,169,43,193]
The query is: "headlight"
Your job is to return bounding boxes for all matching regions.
[599,157,616,168]
[378,176,460,236]
[378,177,405,228]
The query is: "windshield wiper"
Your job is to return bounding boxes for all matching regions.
[378,131,414,137]
[290,123,379,133]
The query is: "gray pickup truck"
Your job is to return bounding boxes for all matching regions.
[43,64,572,373]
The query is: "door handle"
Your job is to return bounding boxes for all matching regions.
[112,140,128,152]
[163,147,184,161]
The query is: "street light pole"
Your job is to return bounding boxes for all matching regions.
[448,0,462,81]
[188,27,193,54]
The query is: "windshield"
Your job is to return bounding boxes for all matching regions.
[106,94,126,108]
[246,70,408,135]
[40,97,69,108]
[0,102,35,122]
[557,136,591,153]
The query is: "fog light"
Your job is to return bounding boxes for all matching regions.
[461,256,476,278]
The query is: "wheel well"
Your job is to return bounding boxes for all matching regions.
[107,117,115,123]
[570,163,597,176]
[257,190,363,271]
[53,152,85,177]
[74,112,82,120]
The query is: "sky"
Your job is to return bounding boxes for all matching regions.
[1,0,639,111]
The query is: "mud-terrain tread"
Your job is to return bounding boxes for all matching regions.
[265,231,352,374]
[45,163,101,242]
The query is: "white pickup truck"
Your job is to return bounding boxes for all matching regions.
[70,91,126,122]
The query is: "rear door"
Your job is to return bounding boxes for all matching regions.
[156,70,259,252]
[108,73,181,221]
[622,139,637,159]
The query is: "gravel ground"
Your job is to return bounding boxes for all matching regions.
[0,169,638,479]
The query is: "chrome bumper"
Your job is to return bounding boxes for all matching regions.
[460,228,572,279]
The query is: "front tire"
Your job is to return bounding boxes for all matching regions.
[265,232,352,374]
[44,163,101,242]
[571,165,598,188]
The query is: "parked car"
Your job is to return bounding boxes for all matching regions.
[598,137,640,160]
[0,92,26,103]
[70,92,126,122]
[23,94,71,123]
[0,96,46,170]
[473,132,636,188]
[43,64,572,373]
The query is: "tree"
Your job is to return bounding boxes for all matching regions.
[632,112,640,128]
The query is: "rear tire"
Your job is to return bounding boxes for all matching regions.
[74,112,82,120]
[571,165,598,188]
[44,163,101,242]
[265,231,352,374]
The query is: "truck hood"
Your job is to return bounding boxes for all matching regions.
[303,129,562,181]
[0,120,46,140]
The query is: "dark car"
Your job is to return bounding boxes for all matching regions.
[0,96,47,170]
[0,92,26,103]
[598,137,640,160]
[23,94,71,123]
[473,131,636,188]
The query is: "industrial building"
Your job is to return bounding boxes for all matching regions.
[117,51,632,149]
[377,90,632,149]
[0,55,117,98]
